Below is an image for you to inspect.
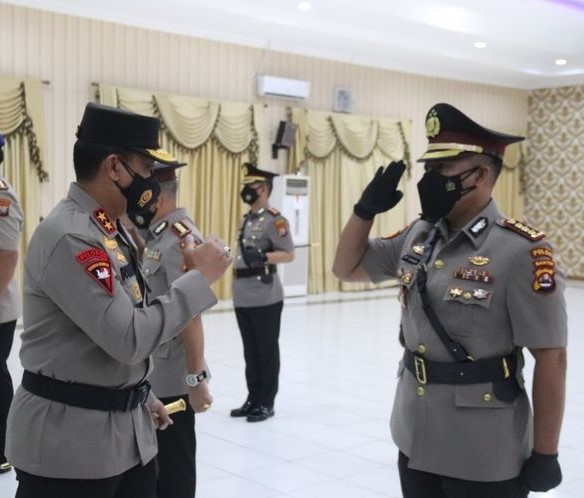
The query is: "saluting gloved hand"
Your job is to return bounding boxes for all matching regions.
[242,246,268,268]
[354,160,406,220]
[520,450,562,492]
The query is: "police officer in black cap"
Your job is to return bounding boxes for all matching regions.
[333,103,567,497]
[6,103,230,498]
[230,163,295,422]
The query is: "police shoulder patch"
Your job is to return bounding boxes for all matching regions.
[172,221,192,238]
[275,218,288,237]
[499,218,545,241]
[76,247,114,296]
[267,207,280,217]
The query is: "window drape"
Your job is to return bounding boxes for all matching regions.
[99,84,261,299]
[0,75,49,285]
[289,109,411,293]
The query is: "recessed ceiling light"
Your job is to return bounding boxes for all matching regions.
[298,1,312,11]
[473,41,487,49]
[555,58,568,65]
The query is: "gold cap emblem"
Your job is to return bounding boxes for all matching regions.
[426,109,440,138]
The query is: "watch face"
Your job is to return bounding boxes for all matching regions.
[186,374,199,387]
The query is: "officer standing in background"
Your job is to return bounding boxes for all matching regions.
[6,103,231,498]
[0,133,23,474]
[140,160,213,498]
[333,103,567,497]
[231,163,294,422]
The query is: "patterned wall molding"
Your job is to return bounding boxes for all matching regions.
[527,86,584,278]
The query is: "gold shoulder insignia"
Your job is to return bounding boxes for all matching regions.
[500,218,545,241]
[172,221,192,238]
[267,207,280,217]
[0,179,9,190]
[92,208,116,234]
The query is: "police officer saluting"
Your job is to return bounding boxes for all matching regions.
[333,103,567,497]
[6,103,230,498]
[231,163,294,422]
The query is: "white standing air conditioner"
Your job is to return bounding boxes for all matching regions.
[270,175,310,297]
[256,75,310,100]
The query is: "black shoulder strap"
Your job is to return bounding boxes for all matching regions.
[415,222,473,362]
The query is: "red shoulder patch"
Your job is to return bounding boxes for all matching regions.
[530,246,556,294]
[76,248,114,295]
[0,198,10,217]
[275,218,288,237]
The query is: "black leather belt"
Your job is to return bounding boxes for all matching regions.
[233,265,277,279]
[403,349,517,385]
[22,370,151,411]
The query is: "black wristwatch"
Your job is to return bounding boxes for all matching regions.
[185,370,208,388]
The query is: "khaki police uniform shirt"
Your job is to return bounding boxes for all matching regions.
[142,208,205,398]
[232,206,294,308]
[0,176,24,323]
[361,200,567,482]
[6,183,217,479]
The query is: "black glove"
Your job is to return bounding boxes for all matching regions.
[353,160,406,220]
[520,450,562,492]
[242,247,267,269]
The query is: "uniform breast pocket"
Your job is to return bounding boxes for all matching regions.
[442,286,494,337]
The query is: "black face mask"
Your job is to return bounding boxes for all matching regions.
[240,185,260,205]
[116,159,161,223]
[417,166,479,222]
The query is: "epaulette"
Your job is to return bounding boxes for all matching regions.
[0,179,9,190]
[267,207,280,217]
[172,220,192,238]
[498,218,545,241]
[92,208,116,235]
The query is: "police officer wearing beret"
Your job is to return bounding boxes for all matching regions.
[6,103,230,498]
[231,163,294,422]
[333,103,567,497]
[138,160,214,498]
[0,133,23,475]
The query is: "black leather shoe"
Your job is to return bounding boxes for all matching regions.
[230,400,254,417]
[246,406,274,422]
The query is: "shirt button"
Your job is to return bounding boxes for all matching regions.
[417,344,426,354]
[483,393,492,402]
[434,259,444,269]
[416,387,425,396]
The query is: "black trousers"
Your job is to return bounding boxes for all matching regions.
[156,395,196,498]
[398,452,529,498]
[15,459,158,498]
[235,301,283,408]
[0,320,16,460]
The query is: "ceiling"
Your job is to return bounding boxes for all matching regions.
[5,0,584,89]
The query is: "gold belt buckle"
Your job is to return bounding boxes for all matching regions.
[414,355,427,385]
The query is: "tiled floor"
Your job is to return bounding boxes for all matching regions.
[2,283,584,497]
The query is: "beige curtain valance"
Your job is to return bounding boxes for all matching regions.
[99,84,259,158]
[0,75,48,181]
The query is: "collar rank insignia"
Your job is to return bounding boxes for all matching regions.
[153,220,168,235]
[502,219,545,241]
[469,256,490,266]
[469,217,488,237]
[93,208,116,234]
[0,179,9,190]
[412,244,425,255]
[172,221,192,238]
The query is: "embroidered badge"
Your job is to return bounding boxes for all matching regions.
[0,198,10,216]
[469,217,488,237]
[172,221,191,238]
[531,246,556,294]
[153,220,168,235]
[275,218,288,237]
[502,219,545,241]
[468,256,490,266]
[76,248,114,295]
[93,208,116,234]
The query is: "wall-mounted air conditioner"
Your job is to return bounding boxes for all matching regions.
[256,75,310,100]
